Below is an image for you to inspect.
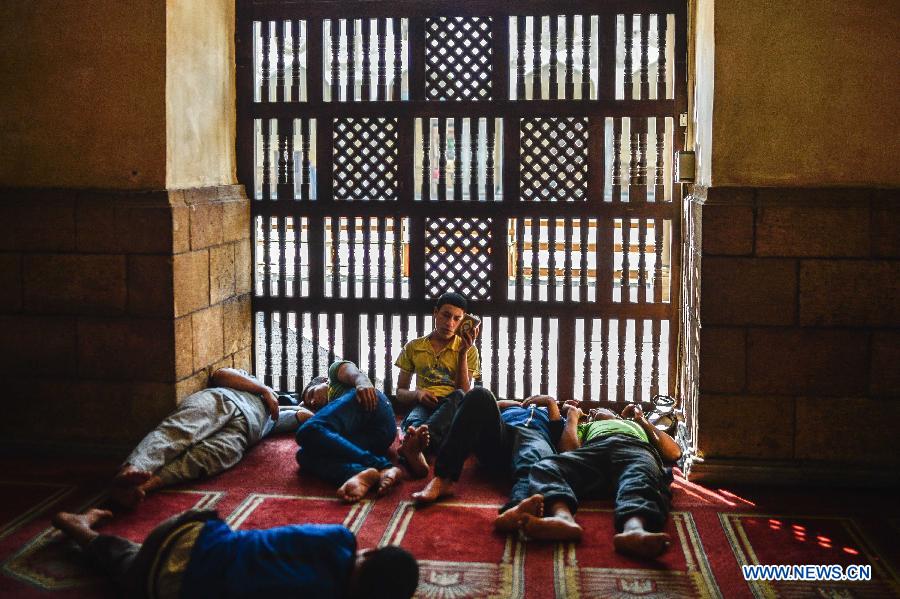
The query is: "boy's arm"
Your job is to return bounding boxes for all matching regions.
[334,362,378,411]
[496,399,522,409]
[623,405,682,462]
[557,407,584,453]
[210,368,278,420]
[454,326,480,392]
[395,370,438,408]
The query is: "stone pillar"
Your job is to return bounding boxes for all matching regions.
[0,0,249,448]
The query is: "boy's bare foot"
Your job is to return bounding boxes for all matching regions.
[495,494,544,532]
[411,476,454,505]
[613,529,671,559]
[51,509,113,547]
[523,515,584,542]
[399,426,429,479]
[376,466,403,497]
[112,465,152,487]
[337,468,381,503]
[108,485,146,510]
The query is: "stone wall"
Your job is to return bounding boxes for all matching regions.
[0,186,251,447]
[694,186,899,473]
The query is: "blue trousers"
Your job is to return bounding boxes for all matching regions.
[295,390,397,485]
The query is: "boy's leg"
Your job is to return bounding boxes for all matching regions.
[344,391,399,455]
[400,403,434,435]
[503,427,556,512]
[422,389,465,453]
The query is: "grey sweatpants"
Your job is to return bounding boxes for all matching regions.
[125,390,252,486]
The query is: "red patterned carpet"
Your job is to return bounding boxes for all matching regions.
[1,437,899,598]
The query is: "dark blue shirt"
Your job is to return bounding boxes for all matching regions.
[181,520,355,598]
[500,405,565,445]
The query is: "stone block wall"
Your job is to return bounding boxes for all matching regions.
[696,187,900,468]
[0,185,252,447]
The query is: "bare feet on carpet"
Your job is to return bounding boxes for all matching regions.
[337,468,381,503]
[494,494,544,532]
[52,509,113,547]
[109,466,155,510]
[523,514,583,542]
[399,425,430,479]
[411,476,455,504]
[613,529,671,559]
[376,466,403,497]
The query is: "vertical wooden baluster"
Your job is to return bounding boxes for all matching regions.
[278,217,287,298]
[540,317,550,393]
[530,216,540,300]
[469,119,480,200]
[416,314,424,346]
[276,20,286,103]
[599,319,609,401]
[287,119,296,199]
[637,219,647,303]
[640,14,649,100]
[612,118,622,202]
[475,317,484,385]
[637,119,648,201]
[548,15,558,98]
[384,314,394,394]
[515,217,525,301]
[362,217,371,299]
[581,14,591,99]
[655,117,666,202]
[516,16,526,99]
[301,119,311,200]
[392,18,402,100]
[393,218,402,299]
[292,20,302,101]
[276,119,287,199]
[331,216,340,298]
[377,18,386,101]
[651,317,661,396]
[421,119,431,201]
[377,216,386,298]
[296,312,305,390]
[532,16,542,99]
[583,318,593,402]
[490,317,500,395]
[507,316,517,397]
[547,218,557,301]
[524,315,533,396]
[621,218,631,302]
[262,119,272,199]
[293,218,302,298]
[630,119,640,201]
[654,218,664,303]
[264,312,273,386]
[453,117,463,201]
[310,311,321,373]
[485,118,496,201]
[280,311,289,391]
[634,319,644,401]
[579,218,589,302]
[330,20,340,101]
[563,218,573,303]
[564,14,574,99]
[346,19,356,101]
[657,14,668,99]
[361,18,371,101]
[262,216,272,298]
[368,314,377,384]
[348,217,357,299]
[616,318,626,401]
[438,119,447,201]
[260,21,271,101]
[624,15,634,99]
[400,313,409,351]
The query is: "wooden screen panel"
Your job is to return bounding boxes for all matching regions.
[425,17,493,101]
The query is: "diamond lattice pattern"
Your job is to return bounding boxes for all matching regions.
[425,17,493,101]
[425,218,493,300]
[333,118,398,200]
[520,117,588,202]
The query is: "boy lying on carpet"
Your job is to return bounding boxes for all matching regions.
[412,388,570,522]
[498,403,682,559]
[51,508,419,599]
[393,292,481,478]
[110,368,309,509]
[296,360,403,503]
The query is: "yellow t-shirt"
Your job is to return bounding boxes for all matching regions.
[394,334,481,397]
